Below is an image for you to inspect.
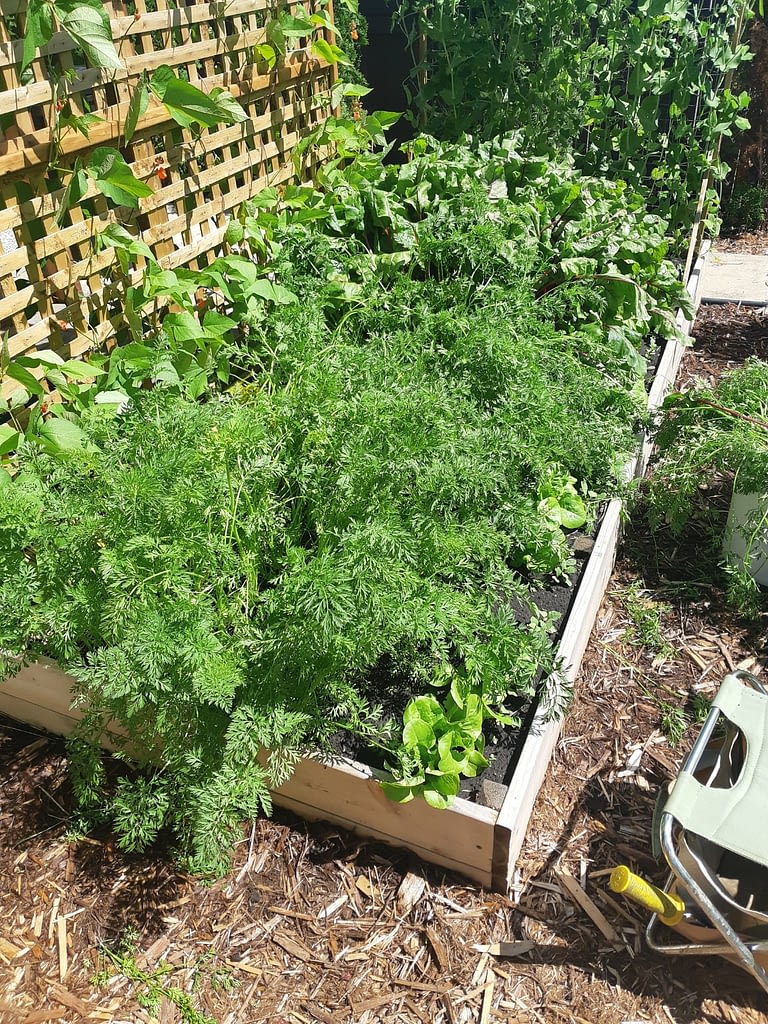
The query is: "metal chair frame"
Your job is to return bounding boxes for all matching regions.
[646,671,768,995]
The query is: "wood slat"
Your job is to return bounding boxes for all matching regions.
[0,57,329,173]
[271,761,497,887]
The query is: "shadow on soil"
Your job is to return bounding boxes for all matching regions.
[0,720,189,949]
[526,774,767,1022]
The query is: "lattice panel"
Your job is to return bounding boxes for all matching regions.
[0,0,335,385]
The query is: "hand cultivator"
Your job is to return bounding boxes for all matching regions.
[611,671,768,995]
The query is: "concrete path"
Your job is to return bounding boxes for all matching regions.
[699,248,768,305]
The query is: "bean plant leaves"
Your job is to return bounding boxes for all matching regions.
[86,148,153,207]
[58,5,123,69]
[21,0,54,72]
[279,13,315,36]
[55,0,112,31]
[37,416,95,452]
[150,66,246,128]
[253,43,278,70]
[265,19,286,56]
[310,11,335,33]
[312,39,351,66]
[59,111,104,139]
[331,81,372,107]
[0,423,20,456]
[202,310,238,335]
[208,87,249,125]
[60,359,107,380]
[55,161,88,228]
[97,223,154,271]
[247,280,299,305]
[5,361,44,397]
[94,390,130,409]
[124,73,149,144]
[163,312,205,343]
[369,110,400,130]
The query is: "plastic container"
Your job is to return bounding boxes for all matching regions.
[723,490,768,587]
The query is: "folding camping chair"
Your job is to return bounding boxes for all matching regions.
[644,670,768,994]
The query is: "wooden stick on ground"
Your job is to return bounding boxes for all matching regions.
[555,869,622,949]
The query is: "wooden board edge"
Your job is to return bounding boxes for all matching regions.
[271,786,494,888]
[636,240,710,478]
[492,499,623,891]
[0,691,80,739]
[270,754,497,878]
[0,660,497,882]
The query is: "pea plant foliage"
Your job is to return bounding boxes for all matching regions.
[0,134,693,873]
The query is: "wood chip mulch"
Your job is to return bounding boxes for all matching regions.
[1,284,768,1024]
[712,226,768,255]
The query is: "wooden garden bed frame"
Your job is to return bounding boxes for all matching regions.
[0,246,710,892]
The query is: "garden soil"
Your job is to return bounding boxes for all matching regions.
[1,289,768,1023]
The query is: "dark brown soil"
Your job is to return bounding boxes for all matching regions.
[1,280,768,1023]
[688,301,768,369]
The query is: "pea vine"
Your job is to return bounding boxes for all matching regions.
[397,0,753,243]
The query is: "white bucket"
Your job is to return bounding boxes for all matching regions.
[723,491,768,587]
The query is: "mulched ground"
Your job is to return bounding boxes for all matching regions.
[713,226,768,255]
[1,295,768,1023]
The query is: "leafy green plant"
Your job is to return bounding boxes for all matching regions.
[395,0,753,242]
[380,692,490,808]
[648,359,768,612]
[294,108,402,169]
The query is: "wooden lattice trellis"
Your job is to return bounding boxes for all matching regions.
[0,0,336,394]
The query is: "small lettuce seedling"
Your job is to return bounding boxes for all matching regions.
[380,691,489,809]
[518,465,589,576]
[537,465,587,530]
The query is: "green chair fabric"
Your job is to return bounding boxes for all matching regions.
[663,673,768,869]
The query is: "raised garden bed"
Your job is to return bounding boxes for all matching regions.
[0,502,618,889]
[0,246,707,889]
[0,137,710,888]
